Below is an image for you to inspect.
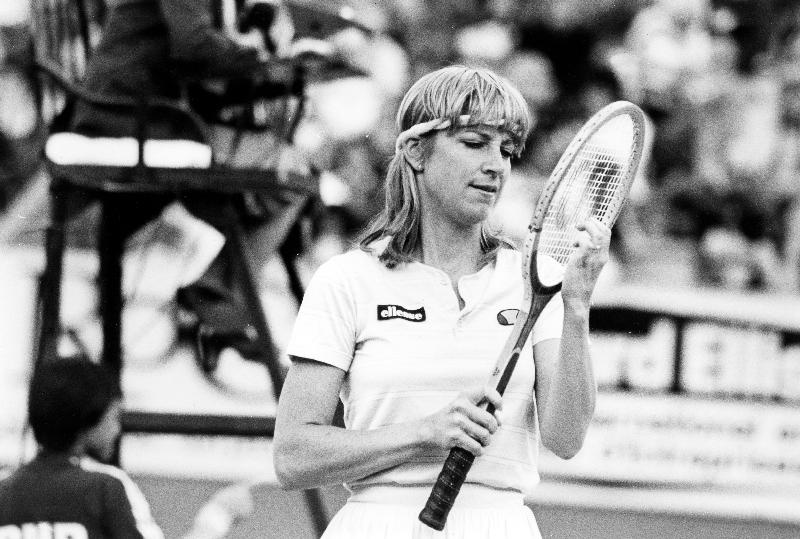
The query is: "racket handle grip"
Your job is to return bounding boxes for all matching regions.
[418,446,476,530]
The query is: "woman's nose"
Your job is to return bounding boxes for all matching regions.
[481,145,506,177]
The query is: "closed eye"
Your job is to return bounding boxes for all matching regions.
[462,139,514,158]
[459,130,515,159]
[463,139,485,149]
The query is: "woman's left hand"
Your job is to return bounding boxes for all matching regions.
[560,219,611,307]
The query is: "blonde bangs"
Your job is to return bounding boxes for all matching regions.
[397,66,534,154]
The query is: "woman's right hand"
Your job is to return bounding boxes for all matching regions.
[418,387,503,457]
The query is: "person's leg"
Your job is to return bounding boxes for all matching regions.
[175,193,260,371]
[177,126,315,370]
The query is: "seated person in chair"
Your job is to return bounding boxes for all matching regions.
[69,0,315,371]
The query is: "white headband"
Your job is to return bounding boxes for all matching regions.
[394,115,507,154]
[394,116,458,154]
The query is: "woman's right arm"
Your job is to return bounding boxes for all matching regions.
[273,357,502,490]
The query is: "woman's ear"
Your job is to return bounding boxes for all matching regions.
[402,137,425,172]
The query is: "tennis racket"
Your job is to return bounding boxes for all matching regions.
[418,100,647,530]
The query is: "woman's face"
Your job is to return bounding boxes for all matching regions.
[418,124,514,227]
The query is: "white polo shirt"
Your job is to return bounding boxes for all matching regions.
[286,246,564,495]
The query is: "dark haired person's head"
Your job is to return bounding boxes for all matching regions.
[28,359,122,457]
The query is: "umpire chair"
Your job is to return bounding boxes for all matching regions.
[28,0,333,535]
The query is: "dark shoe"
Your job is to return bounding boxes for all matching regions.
[176,284,265,373]
[193,322,263,374]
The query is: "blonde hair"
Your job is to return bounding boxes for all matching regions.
[358,65,534,268]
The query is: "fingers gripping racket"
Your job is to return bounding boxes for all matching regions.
[419,101,647,530]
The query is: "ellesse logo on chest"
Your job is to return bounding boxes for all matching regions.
[377,304,426,322]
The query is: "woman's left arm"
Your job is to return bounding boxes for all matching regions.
[534,219,610,459]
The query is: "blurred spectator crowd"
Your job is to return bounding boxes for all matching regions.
[2,0,800,294]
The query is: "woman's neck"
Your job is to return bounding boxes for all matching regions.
[419,215,483,277]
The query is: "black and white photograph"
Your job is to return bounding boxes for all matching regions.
[1,0,799,537]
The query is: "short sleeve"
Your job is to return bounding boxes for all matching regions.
[531,292,564,344]
[286,258,358,371]
[101,472,163,539]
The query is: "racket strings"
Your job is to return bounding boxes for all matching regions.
[538,116,635,267]
[582,144,624,221]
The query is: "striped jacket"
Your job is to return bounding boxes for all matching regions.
[0,453,163,539]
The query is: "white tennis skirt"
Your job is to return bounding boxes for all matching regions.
[321,484,542,539]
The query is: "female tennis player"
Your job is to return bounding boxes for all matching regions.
[273,65,608,538]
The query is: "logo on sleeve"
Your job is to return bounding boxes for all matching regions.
[377,304,426,322]
[497,309,520,326]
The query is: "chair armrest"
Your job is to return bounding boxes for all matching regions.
[34,57,212,144]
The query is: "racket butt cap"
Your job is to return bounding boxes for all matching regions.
[418,506,447,531]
